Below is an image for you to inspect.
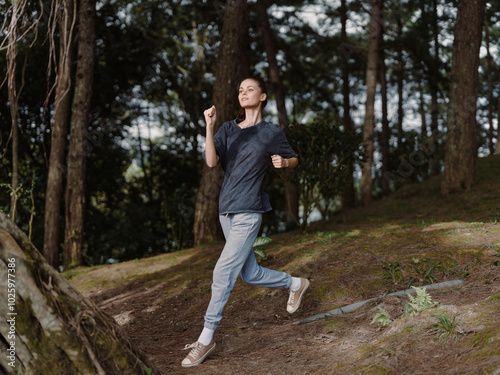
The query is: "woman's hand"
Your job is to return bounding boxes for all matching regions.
[204,105,219,167]
[272,155,298,169]
[271,155,288,168]
[204,105,217,132]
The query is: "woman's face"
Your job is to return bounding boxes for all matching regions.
[238,79,266,109]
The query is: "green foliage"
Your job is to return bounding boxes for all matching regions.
[414,259,443,284]
[407,287,438,314]
[253,248,268,259]
[382,261,403,285]
[287,117,362,228]
[380,256,460,288]
[253,236,272,259]
[378,132,440,193]
[371,307,392,329]
[0,175,37,239]
[429,311,459,342]
[253,236,273,247]
[84,130,201,263]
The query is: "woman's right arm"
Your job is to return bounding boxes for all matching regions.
[204,105,219,168]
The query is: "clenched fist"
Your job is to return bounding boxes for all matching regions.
[204,105,217,131]
[271,155,288,168]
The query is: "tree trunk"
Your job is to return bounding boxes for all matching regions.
[194,0,249,245]
[257,0,299,228]
[419,79,427,137]
[44,0,75,268]
[378,19,390,195]
[64,0,96,269]
[419,1,427,140]
[485,14,494,155]
[360,0,381,205]
[257,0,286,130]
[6,0,20,222]
[0,212,158,374]
[497,77,500,155]
[396,7,404,143]
[429,0,440,175]
[341,0,356,209]
[441,0,485,196]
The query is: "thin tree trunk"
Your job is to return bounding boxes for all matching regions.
[485,14,494,155]
[43,0,76,268]
[419,78,427,137]
[441,0,485,195]
[341,0,355,208]
[5,0,23,222]
[64,0,96,269]
[257,0,299,228]
[497,77,500,155]
[257,0,287,129]
[194,0,249,245]
[361,0,381,205]
[396,7,404,143]
[429,0,440,175]
[0,212,158,374]
[379,19,390,194]
[136,124,153,198]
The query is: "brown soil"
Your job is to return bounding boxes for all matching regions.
[66,158,500,374]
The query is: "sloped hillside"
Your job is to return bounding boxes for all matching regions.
[66,155,500,374]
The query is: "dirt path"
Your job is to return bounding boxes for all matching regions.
[70,221,500,374]
[94,277,499,374]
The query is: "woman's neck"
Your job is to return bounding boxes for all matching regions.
[240,109,262,128]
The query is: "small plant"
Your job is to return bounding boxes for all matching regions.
[253,236,272,259]
[429,311,459,341]
[415,259,443,284]
[371,307,392,329]
[382,260,403,285]
[407,286,438,313]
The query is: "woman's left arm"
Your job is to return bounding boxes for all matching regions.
[271,155,298,169]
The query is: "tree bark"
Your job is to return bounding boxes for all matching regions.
[0,212,158,374]
[497,77,500,155]
[44,0,75,268]
[360,0,381,205]
[257,0,299,228]
[6,3,19,222]
[419,79,427,137]
[64,0,96,269]
[485,14,494,155]
[429,0,440,175]
[194,0,249,245]
[441,0,485,196]
[341,0,356,209]
[396,6,404,143]
[378,18,389,195]
[257,0,286,130]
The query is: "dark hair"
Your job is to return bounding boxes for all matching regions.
[236,76,268,120]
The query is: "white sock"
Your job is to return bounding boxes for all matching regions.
[290,277,301,291]
[198,327,215,346]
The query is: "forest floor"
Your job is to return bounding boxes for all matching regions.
[65,155,500,375]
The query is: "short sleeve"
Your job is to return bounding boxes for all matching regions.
[213,125,226,161]
[202,123,227,164]
[277,129,297,159]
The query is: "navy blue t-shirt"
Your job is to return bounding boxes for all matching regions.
[205,119,297,215]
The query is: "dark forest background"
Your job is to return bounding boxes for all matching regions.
[1,0,497,270]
